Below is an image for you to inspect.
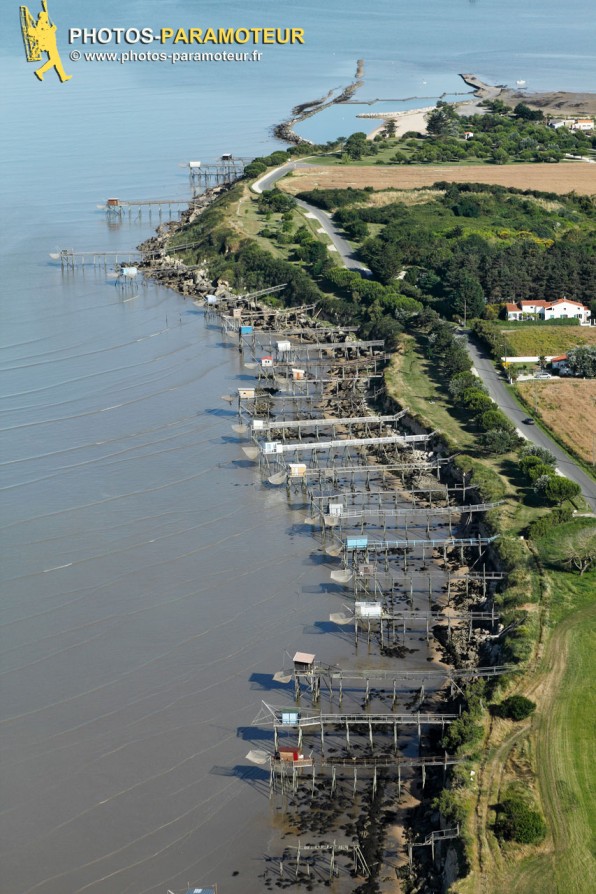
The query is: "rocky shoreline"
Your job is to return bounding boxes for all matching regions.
[459,72,596,116]
[137,190,507,892]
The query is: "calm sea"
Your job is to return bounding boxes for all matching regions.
[1,1,594,891]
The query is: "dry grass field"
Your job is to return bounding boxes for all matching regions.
[281,162,596,196]
[517,379,596,464]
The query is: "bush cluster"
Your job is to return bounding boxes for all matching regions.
[517,445,581,505]
[492,694,536,721]
[494,794,546,844]
[447,368,520,454]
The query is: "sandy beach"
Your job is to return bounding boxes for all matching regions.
[364,106,433,140]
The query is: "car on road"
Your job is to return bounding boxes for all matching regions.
[534,372,552,379]
[523,417,535,425]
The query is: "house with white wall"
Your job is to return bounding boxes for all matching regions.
[505,298,592,324]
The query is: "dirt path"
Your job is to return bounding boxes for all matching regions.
[471,598,595,894]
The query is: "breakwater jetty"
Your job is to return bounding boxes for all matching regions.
[273,58,365,144]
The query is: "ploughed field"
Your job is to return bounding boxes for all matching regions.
[281,162,596,196]
[517,379,596,464]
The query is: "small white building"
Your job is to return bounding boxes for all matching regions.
[505,298,591,324]
[550,354,569,371]
[549,116,594,132]
[570,118,594,132]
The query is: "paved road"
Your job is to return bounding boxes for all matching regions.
[465,333,596,512]
[253,164,596,510]
[252,162,370,273]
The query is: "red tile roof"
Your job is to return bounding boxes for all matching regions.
[546,298,586,308]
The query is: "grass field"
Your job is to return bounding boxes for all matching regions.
[488,520,596,894]
[280,161,596,196]
[504,326,596,357]
[384,338,477,452]
[516,379,596,464]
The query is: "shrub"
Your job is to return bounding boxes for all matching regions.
[480,428,520,454]
[528,515,552,539]
[519,445,556,467]
[449,371,487,402]
[243,161,267,178]
[528,506,573,539]
[478,409,514,433]
[494,795,546,844]
[433,789,467,826]
[493,695,536,720]
[527,462,557,483]
[441,712,483,751]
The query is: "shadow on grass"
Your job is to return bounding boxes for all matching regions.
[412,332,484,456]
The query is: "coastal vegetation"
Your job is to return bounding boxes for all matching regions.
[387,101,595,166]
[297,183,596,313]
[164,154,596,893]
[308,101,596,167]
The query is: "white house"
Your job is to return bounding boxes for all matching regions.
[549,117,594,132]
[570,118,594,132]
[505,298,591,324]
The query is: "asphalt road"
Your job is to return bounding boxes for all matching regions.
[465,333,596,512]
[252,162,370,273]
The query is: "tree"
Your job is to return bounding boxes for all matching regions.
[462,388,494,414]
[525,461,557,483]
[449,371,487,402]
[568,345,596,378]
[344,132,369,160]
[447,272,486,321]
[513,103,544,122]
[545,476,581,504]
[443,344,473,376]
[536,475,581,505]
[478,408,514,433]
[490,147,510,165]
[426,103,459,137]
[561,526,596,575]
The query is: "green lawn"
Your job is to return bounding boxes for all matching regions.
[503,325,596,357]
[493,596,596,894]
[491,525,596,894]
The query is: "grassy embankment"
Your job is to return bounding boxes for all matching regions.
[388,335,596,894]
[454,521,595,894]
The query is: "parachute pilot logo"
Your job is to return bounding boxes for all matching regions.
[20,0,71,83]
